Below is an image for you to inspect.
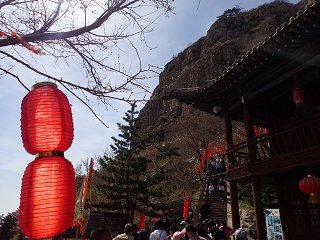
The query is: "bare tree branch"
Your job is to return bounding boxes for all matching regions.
[0,66,30,91]
[0,0,174,126]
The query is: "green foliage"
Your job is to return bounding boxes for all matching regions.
[239,200,255,211]
[0,214,23,240]
[238,183,254,208]
[238,183,278,210]
[95,102,180,212]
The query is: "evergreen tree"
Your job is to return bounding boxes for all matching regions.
[95,102,179,210]
[0,214,23,240]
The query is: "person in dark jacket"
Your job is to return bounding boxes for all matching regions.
[200,200,211,221]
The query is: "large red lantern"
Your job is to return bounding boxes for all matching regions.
[19,82,76,239]
[19,156,75,239]
[299,175,320,204]
[292,88,304,109]
[21,82,73,154]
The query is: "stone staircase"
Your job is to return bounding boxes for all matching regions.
[204,191,228,222]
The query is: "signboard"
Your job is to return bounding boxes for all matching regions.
[63,211,129,239]
[265,209,283,240]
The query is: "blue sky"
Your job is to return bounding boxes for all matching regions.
[0,0,301,217]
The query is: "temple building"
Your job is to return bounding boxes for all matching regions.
[163,2,320,240]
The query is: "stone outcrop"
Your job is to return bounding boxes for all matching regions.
[140,1,305,134]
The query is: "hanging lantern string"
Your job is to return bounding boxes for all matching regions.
[292,71,299,88]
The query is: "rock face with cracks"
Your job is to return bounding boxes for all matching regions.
[140,1,305,133]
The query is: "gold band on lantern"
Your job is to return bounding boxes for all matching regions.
[36,151,64,158]
[31,82,57,90]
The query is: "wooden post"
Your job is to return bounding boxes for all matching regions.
[229,180,240,230]
[243,98,256,162]
[275,174,291,240]
[130,205,135,223]
[224,111,240,230]
[251,175,267,240]
[243,98,267,240]
[224,111,234,154]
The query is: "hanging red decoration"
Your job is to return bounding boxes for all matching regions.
[21,82,74,155]
[253,125,258,136]
[139,221,145,230]
[19,156,75,239]
[183,206,188,213]
[19,82,76,239]
[299,175,320,204]
[292,88,304,109]
[140,213,146,221]
[183,213,188,219]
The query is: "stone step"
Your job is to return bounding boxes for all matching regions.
[203,193,227,222]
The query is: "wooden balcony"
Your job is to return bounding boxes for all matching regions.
[226,113,320,180]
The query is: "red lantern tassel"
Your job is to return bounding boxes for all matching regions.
[310,193,320,204]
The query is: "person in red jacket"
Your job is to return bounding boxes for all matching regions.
[219,221,233,240]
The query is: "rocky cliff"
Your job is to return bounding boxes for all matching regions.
[140,0,307,138]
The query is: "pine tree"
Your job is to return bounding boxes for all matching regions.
[0,214,23,240]
[95,102,179,210]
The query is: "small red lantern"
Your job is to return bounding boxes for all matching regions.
[139,221,145,230]
[299,175,320,204]
[140,212,146,221]
[183,213,188,219]
[19,82,76,239]
[292,88,304,109]
[183,206,188,213]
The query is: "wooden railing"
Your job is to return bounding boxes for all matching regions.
[227,113,320,168]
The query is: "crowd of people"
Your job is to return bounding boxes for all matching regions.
[206,154,227,200]
[89,156,245,240]
[89,220,248,240]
